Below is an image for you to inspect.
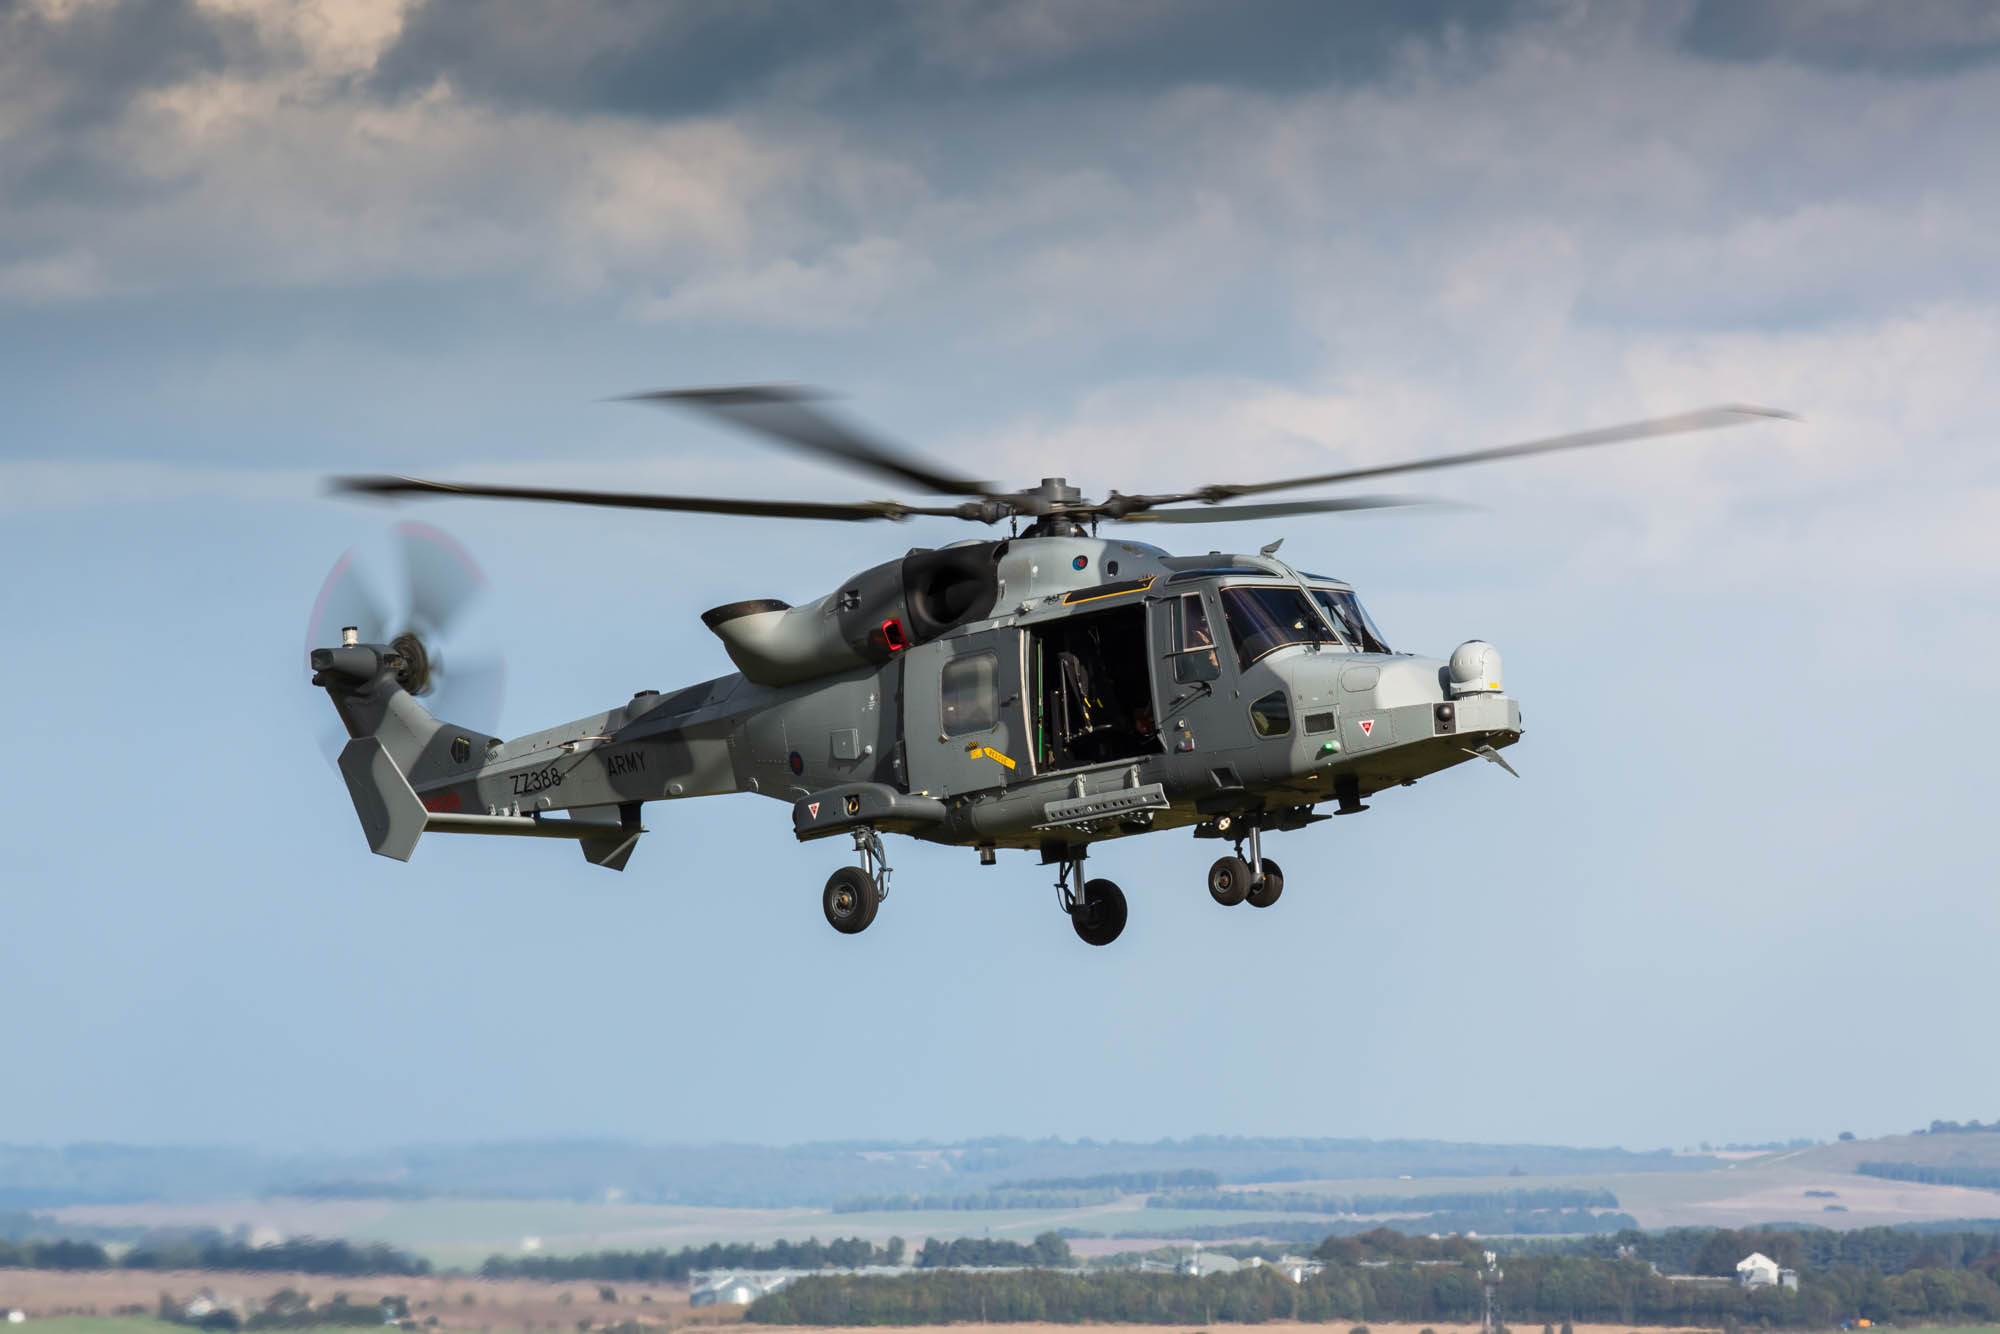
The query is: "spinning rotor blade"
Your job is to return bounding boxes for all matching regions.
[624,384,998,498]
[332,475,975,522]
[1116,494,1437,523]
[305,546,390,659]
[424,654,505,743]
[303,525,506,767]
[1171,404,1797,504]
[398,521,485,640]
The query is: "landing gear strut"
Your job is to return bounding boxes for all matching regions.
[1056,853,1127,947]
[823,826,891,935]
[1209,822,1284,909]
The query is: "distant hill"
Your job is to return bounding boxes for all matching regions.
[0,1135,1721,1209]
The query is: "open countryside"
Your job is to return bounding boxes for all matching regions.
[6,1125,2000,1329]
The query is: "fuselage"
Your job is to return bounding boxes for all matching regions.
[405,535,1522,857]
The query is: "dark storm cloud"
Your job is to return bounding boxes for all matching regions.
[369,0,1528,117]
[1681,0,2000,75]
[0,0,253,129]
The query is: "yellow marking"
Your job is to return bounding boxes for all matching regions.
[1062,575,1157,604]
[981,747,1017,770]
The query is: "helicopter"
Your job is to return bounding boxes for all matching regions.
[309,387,1789,946]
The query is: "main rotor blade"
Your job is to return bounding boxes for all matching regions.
[1185,404,1797,503]
[1115,494,1438,523]
[331,474,965,522]
[623,384,998,499]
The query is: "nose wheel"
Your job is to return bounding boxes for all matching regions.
[1246,858,1283,908]
[823,826,891,935]
[1209,823,1284,909]
[823,865,880,934]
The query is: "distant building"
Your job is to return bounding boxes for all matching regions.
[1737,1253,1796,1289]
[689,1272,797,1307]
[1178,1251,1241,1277]
[1243,1255,1323,1284]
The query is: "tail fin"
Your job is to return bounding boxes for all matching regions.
[336,735,428,861]
[312,638,649,868]
[312,639,464,862]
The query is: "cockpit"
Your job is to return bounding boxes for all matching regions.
[1210,579,1390,668]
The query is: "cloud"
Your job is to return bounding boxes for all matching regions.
[1681,0,2000,75]
[366,0,1529,117]
[633,236,930,328]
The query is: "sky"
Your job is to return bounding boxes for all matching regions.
[2,0,1997,1157]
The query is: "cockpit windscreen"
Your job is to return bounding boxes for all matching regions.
[1311,587,1391,654]
[1219,586,1336,668]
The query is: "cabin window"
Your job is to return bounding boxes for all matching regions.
[940,652,998,735]
[1219,585,1333,668]
[1169,592,1221,683]
[1250,690,1292,737]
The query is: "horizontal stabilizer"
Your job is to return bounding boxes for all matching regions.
[581,829,642,872]
[337,735,427,862]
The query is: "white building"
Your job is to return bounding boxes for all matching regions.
[1737,1253,1797,1289]
[688,1271,796,1307]
[1178,1251,1242,1277]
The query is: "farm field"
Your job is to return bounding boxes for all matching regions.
[0,1272,718,1332]
[36,1129,2000,1268]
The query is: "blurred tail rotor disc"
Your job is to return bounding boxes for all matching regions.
[303,523,505,764]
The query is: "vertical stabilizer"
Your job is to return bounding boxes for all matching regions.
[337,735,427,861]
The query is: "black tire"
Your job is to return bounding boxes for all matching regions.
[822,865,880,935]
[1247,858,1285,909]
[1207,855,1251,906]
[1073,878,1128,947]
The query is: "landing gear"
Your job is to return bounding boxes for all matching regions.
[822,866,879,934]
[1073,879,1128,947]
[1211,824,1284,908]
[1207,855,1251,906]
[823,826,891,935]
[1056,854,1127,946]
[1246,858,1284,908]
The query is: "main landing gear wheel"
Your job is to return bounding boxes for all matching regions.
[823,865,880,934]
[1208,855,1251,906]
[1072,878,1128,947]
[1246,858,1285,909]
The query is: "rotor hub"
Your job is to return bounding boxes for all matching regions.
[390,631,433,696]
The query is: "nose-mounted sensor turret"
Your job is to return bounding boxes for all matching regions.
[1448,640,1504,697]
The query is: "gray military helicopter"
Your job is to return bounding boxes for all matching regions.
[310,388,1786,946]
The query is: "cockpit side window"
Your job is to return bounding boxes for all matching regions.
[1169,592,1220,683]
[1219,585,1334,669]
[1311,587,1391,654]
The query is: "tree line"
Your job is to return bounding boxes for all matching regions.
[747,1237,2000,1327]
[0,1236,429,1276]
[914,1233,1070,1269]
[1120,1208,1638,1243]
[1857,1160,2000,1190]
[1530,1226,2000,1276]
[480,1236,905,1280]
[997,1169,1220,1192]
[833,1189,1120,1214]
[1149,1187,1620,1215]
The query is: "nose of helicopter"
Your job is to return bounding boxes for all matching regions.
[1279,643,1521,778]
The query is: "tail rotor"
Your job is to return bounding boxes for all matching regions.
[304,522,505,762]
